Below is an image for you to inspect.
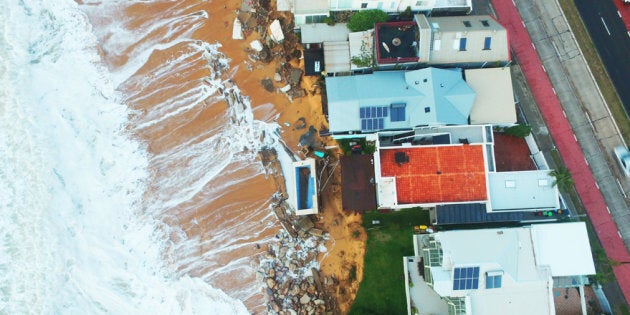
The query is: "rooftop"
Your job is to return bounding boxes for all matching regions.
[466,67,517,125]
[341,154,377,213]
[409,223,595,315]
[493,133,537,171]
[325,68,476,134]
[300,23,349,43]
[379,144,488,205]
[488,170,560,211]
[374,21,419,65]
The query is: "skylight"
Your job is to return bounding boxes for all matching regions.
[390,103,406,122]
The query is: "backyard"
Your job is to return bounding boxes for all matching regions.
[349,208,430,315]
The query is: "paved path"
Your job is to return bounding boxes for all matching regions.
[490,0,630,302]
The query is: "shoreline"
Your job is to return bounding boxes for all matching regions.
[199,0,368,313]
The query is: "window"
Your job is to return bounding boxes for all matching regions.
[424,107,431,113]
[483,37,492,50]
[361,2,368,8]
[459,38,467,51]
[453,267,480,290]
[390,103,406,122]
[486,272,502,289]
[481,20,490,27]
[463,21,471,27]
[305,15,326,24]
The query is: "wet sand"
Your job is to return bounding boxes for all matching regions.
[88,0,367,312]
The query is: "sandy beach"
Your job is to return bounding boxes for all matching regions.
[189,0,368,312]
[96,0,367,313]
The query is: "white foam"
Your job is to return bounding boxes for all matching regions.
[0,1,248,313]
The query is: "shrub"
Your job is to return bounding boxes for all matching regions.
[504,124,532,137]
[401,6,412,19]
[347,9,389,32]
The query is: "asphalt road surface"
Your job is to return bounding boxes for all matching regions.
[574,0,630,114]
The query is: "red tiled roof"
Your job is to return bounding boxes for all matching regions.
[380,145,488,204]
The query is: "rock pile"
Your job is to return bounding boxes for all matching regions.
[259,229,337,314]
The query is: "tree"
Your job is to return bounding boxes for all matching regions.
[347,9,389,32]
[549,166,574,191]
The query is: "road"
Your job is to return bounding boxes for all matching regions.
[490,0,630,306]
[574,0,630,113]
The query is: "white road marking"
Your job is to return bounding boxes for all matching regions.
[601,17,611,35]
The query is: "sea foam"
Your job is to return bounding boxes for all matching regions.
[0,0,249,313]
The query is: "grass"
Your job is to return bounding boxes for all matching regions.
[349,208,430,315]
[558,0,630,143]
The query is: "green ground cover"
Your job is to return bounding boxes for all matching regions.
[349,208,430,315]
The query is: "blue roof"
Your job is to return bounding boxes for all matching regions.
[325,68,476,133]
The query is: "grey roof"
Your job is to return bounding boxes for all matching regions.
[325,68,476,133]
[435,203,523,225]
[300,23,349,43]
[427,15,510,65]
[294,0,328,15]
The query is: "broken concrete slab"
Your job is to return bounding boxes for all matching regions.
[250,39,263,52]
[269,19,285,43]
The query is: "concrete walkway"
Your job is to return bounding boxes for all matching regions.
[490,0,630,302]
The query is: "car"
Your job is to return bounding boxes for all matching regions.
[614,146,630,177]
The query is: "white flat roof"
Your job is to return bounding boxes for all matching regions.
[468,282,552,315]
[531,222,596,277]
[488,170,560,211]
[465,67,517,125]
[377,176,398,208]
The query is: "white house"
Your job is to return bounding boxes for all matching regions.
[405,222,596,315]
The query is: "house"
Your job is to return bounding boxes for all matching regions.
[300,23,351,75]
[291,0,473,28]
[404,222,596,315]
[325,67,476,134]
[423,15,510,67]
[373,125,560,215]
[302,15,509,75]
[375,14,510,69]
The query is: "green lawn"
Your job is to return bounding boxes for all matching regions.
[349,209,431,315]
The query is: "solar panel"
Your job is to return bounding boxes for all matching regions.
[452,267,480,290]
[360,106,389,131]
